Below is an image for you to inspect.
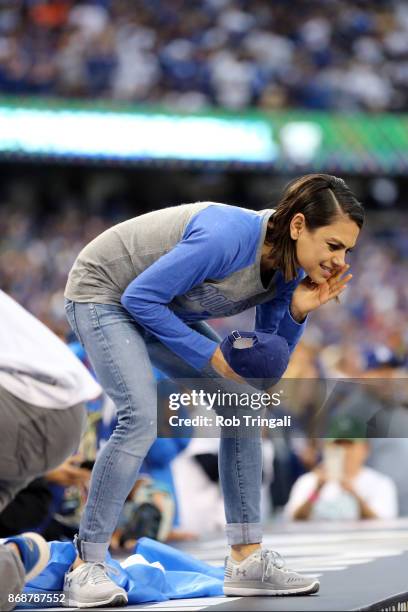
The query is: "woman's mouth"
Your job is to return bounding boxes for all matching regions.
[320,264,333,279]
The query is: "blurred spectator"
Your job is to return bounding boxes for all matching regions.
[325,349,408,515]
[285,415,398,521]
[172,437,226,536]
[0,478,52,537]
[172,433,274,535]
[1,1,408,111]
[0,456,91,538]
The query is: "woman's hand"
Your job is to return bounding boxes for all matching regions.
[210,346,245,383]
[290,264,352,321]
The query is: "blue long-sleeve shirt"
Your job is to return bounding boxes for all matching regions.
[66,202,306,370]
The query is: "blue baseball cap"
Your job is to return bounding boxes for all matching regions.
[220,330,290,390]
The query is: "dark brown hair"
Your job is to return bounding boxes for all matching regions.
[265,174,364,281]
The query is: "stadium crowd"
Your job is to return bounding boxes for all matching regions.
[1,0,408,111]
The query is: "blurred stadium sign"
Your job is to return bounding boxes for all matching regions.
[0,99,276,166]
[0,98,408,173]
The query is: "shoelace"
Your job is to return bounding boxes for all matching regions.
[77,562,119,586]
[260,550,286,582]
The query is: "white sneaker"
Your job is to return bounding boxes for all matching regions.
[63,562,128,608]
[224,549,320,596]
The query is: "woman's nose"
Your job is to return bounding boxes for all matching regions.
[332,254,345,268]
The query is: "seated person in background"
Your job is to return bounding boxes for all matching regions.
[0,479,52,537]
[172,437,225,537]
[0,456,91,538]
[285,415,398,521]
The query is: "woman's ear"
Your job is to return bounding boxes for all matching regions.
[290,213,306,240]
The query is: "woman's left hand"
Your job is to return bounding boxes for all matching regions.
[290,264,352,321]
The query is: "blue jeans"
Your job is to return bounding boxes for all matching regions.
[65,300,263,561]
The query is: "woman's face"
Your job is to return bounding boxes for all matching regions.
[291,214,360,284]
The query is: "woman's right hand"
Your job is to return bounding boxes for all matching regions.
[210,346,245,383]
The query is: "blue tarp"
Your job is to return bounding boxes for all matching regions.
[19,538,224,607]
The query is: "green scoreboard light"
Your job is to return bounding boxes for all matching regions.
[0,97,407,174]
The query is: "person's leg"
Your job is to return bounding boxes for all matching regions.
[0,543,25,611]
[146,321,263,552]
[0,533,50,612]
[0,386,27,512]
[66,301,157,561]
[0,384,86,513]
[148,323,319,596]
[66,305,318,598]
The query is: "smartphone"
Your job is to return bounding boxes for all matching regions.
[323,445,345,481]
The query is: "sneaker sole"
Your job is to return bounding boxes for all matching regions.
[224,580,320,597]
[62,593,128,608]
[22,532,50,582]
